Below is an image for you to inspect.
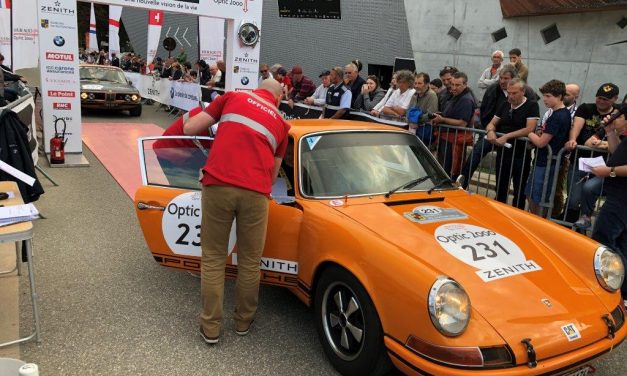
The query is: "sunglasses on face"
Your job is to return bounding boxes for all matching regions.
[260,70,268,73]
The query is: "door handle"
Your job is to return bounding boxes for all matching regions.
[137,202,165,211]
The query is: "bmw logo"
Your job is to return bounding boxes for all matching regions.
[53,35,65,47]
[241,76,249,86]
[170,87,175,99]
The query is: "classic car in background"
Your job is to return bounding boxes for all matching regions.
[133,120,625,376]
[79,64,142,116]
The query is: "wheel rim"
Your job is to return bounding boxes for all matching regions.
[321,281,365,361]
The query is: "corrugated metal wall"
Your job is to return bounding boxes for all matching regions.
[259,0,413,81]
[122,8,199,63]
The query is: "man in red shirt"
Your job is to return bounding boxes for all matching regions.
[184,79,290,344]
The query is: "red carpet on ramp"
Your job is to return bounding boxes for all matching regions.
[82,123,164,199]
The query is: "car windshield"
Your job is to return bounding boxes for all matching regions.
[299,131,452,197]
[80,67,128,84]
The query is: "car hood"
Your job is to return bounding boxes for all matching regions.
[333,193,612,364]
[80,81,138,93]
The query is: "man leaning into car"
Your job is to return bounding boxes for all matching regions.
[183,79,290,344]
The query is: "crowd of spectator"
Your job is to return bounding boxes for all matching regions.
[259,48,625,231]
[79,47,226,88]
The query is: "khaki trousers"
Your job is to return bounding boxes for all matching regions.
[200,185,269,337]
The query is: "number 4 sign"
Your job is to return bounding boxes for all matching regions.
[434,223,542,282]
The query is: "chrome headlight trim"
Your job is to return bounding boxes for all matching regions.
[594,246,625,292]
[428,277,471,337]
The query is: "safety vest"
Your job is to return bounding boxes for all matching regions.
[324,83,349,119]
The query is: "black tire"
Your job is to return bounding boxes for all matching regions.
[130,104,142,117]
[314,265,393,376]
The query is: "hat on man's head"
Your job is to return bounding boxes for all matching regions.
[291,65,303,75]
[277,67,288,76]
[319,70,331,78]
[596,83,619,99]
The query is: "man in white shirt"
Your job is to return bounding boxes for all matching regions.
[477,50,503,102]
[304,70,331,106]
[371,70,415,117]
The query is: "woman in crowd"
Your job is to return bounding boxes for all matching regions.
[170,62,183,81]
[354,75,386,111]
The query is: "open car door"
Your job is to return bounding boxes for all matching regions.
[134,136,303,288]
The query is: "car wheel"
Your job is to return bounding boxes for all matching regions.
[130,104,142,117]
[314,266,393,376]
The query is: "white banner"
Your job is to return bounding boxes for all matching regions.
[124,72,200,111]
[146,10,163,65]
[0,9,11,67]
[225,19,261,91]
[108,5,122,59]
[89,0,262,20]
[38,0,82,154]
[11,0,38,71]
[88,3,98,51]
[199,17,224,66]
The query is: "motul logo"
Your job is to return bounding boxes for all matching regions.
[53,102,71,110]
[46,52,73,61]
[48,90,75,98]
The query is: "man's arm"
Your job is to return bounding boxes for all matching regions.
[183,112,217,135]
[527,132,553,148]
[565,116,585,150]
[272,157,283,184]
[500,117,538,145]
[484,116,500,142]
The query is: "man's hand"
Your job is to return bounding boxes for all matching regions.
[304,97,314,105]
[564,140,577,151]
[370,109,380,117]
[431,113,444,124]
[486,130,497,143]
[494,135,509,147]
[591,165,611,178]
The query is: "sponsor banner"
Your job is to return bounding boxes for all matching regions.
[0,9,11,67]
[89,0,262,20]
[88,3,98,50]
[226,18,261,91]
[38,0,82,154]
[198,17,224,66]
[108,5,123,59]
[146,11,164,65]
[124,72,200,110]
[11,0,38,70]
[170,80,201,111]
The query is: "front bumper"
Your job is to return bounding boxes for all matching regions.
[385,305,626,375]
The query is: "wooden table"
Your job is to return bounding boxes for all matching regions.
[0,181,40,348]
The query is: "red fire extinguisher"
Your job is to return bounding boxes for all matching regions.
[50,116,67,164]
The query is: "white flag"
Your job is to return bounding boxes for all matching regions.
[108,5,122,59]
[89,3,98,51]
[199,17,224,66]
[146,10,164,65]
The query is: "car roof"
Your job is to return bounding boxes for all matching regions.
[287,119,409,138]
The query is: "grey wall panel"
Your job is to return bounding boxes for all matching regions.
[259,0,413,81]
[404,0,627,105]
[122,8,199,63]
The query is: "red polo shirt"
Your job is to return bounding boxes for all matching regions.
[201,89,290,195]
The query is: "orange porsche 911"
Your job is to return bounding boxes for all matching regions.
[134,120,625,376]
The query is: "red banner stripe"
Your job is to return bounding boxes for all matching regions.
[109,19,120,28]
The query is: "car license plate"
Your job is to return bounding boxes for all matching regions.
[561,365,593,376]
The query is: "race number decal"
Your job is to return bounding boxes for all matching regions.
[404,205,468,224]
[434,223,541,282]
[161,192,236,257]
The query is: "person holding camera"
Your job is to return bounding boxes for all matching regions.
[353,75,385,111]
[590,109,627,303]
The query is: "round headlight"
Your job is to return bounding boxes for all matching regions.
[124,94,131,101]
[594,246,624,292]
[80,92,88,100]
[88,93,95,100]
[428,277,470,337]
[131,94,139,102]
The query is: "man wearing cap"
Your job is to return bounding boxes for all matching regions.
[183,79,290,344]
[287,65,316,108]
[304,70,331,107]
[564,83,620,227]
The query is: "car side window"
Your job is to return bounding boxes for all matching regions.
[139,136,212,190]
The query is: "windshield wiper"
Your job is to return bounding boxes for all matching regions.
[385,175,431,198]
[427,177,454,195]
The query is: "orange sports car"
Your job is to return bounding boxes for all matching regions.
[134,120,625,376]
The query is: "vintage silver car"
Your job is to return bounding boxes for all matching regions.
[79,64,142,116]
